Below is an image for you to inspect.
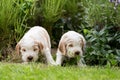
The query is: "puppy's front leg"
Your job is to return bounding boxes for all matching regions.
[44,48,56,65]
[56,51,63,66]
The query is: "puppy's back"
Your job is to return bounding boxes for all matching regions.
[22,26,51,48]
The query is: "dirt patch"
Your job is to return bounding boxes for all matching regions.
[51,48,57,54]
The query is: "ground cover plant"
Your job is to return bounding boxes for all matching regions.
[0,62,120,80]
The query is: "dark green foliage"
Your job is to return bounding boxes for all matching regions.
[53,0,86,44]
[82,0,120,66]
[85,26,120,66]
[63,0,85,31]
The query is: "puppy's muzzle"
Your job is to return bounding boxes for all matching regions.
[27,56,33,61]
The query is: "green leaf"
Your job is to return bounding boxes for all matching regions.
[83,29,89,34]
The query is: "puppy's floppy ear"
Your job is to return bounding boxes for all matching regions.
[38,42,44,51]
[58,40,66,55]
[34,41,44,51]
[80,36,86,53]
[15,43,21,55]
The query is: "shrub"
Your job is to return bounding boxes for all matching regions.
[82,0,120,27]
[82,0,120,66]
[0,0,19,48]
[52,0,86,45]
[0,0,35,60]
[14,0,36,42]
[40,0,66,37]
[85,26,120,66]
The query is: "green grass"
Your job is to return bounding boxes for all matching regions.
[0,63,120,80]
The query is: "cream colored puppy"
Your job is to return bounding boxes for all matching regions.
[56,31,86,66]
[16,26,56,65]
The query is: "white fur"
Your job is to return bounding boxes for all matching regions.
[16,26,56,65]
[56,31,86,66]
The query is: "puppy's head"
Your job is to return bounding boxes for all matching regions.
[59,34,86,58]
[16,39,43,62]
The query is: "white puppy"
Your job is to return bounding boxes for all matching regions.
[16,26,56,65]
[56,31,86,66]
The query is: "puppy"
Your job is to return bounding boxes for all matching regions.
[56,31,86,66]
[16,26,56,65]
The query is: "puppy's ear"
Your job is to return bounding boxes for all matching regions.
[80,37,86,53]
[34,41,44,52]
[58,40,66,55]
[15,43,21,55]
[38,42,44,51]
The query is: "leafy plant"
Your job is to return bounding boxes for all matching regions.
[0,0,19,48]
[85,26,120,66]
[41,0,66,24]
[80,0,120,67]
[14,0,36,42]
[82,0,120,27]
[40,0,67,37]
[0,0,35,60]
[52,0,86,45]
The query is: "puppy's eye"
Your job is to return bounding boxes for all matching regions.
[69,44,73,47]
[34,48,38,51]
[22,49,26,52]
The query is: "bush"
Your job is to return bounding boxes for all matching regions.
[52,0,86,45]
[82,0,120,66]
[0,0,19,48]
[85,26,118,66]
[33,0,67,38]
[0,0,35,60]
[82,0,120,27]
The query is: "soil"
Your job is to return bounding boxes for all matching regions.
[51,48,57,54]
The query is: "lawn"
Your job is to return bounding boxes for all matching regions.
[0,62,120,80]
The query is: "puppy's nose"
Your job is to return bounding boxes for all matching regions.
[75,51,80,55]
[27,56,33,61]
